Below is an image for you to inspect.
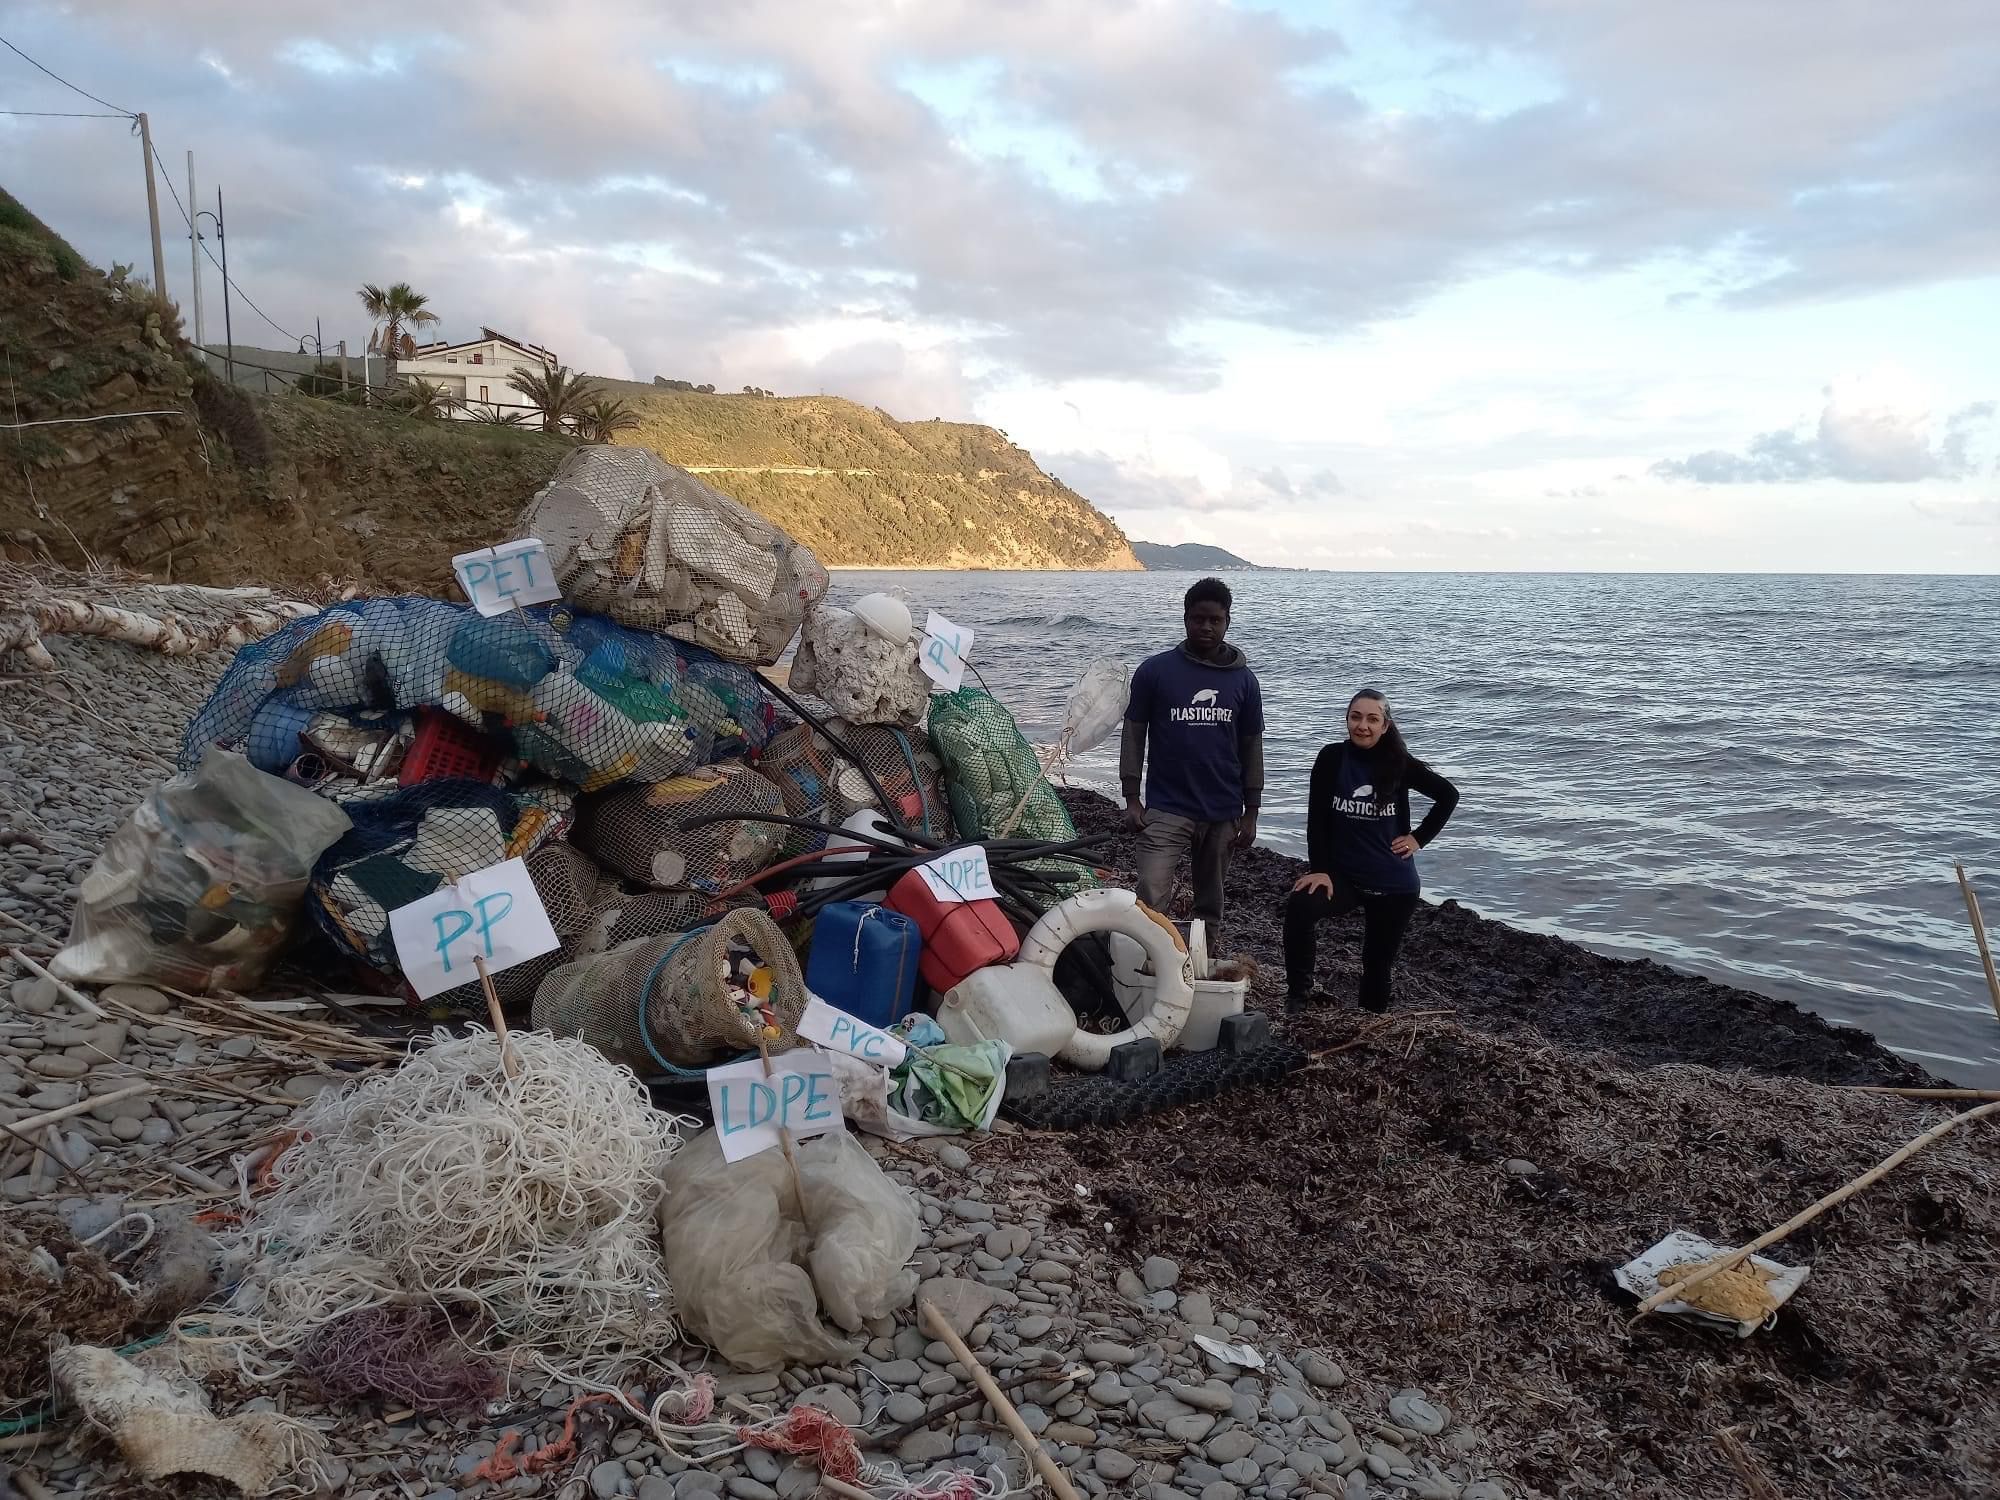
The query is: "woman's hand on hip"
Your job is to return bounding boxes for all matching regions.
[1292,872,1333,896]
[1390,835,1420,858]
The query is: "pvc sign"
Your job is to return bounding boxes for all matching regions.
[387,858,559,1001]
[452,538,561,616]
[708,1051,843,1163]
[916,845,997,905]
[918,611,974,693]
[798,994,909,1068]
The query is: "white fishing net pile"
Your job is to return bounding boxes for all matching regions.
[197,1027,690,1384]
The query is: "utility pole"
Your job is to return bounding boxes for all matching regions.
[185,150,205,359]
[337,339,350,400]
[210,188,234,384]
[135,112,167,297]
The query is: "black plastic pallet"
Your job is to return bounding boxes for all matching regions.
[1001,1040,1308,1131]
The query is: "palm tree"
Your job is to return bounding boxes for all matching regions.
[469,404,530,427]
[573,396,640,443]
[358,282,440,363]
[392,376,457,421]
[508,363,602,434]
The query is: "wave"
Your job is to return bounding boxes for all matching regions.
[990,612,1103,628]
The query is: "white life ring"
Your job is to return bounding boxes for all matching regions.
[1018,889,1195,1070]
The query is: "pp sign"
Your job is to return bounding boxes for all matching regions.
[798,995,909,1068]
[452,538,562,617]
[917,845,997,905]
[918,611,974,693]
[708,1051,843,1163]
[387,858,560,1001]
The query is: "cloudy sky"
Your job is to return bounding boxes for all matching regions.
[4,0,1996,571]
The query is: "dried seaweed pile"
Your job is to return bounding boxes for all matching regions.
[1029,1008,2000,1499]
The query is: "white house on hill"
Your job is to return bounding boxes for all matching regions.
[394,327,558,419]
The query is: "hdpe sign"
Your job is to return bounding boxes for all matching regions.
[707,1051,843,1163]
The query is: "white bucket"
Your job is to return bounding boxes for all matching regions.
[1108,920,1246,1053]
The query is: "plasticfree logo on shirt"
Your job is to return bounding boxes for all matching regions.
[1170,687,1234,725]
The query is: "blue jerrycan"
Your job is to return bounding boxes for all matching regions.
[806,902,922,1029]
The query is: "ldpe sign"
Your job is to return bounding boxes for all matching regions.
[708,1051,844,1163]
[799,994,909,1068]
[917,845,997,905]
[918,611,973,693]
[452,538,562,616]
[387,857,560,1000]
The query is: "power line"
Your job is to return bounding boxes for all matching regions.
[0,35,134,117]
[148,142,299,344]
[0,107,129,118]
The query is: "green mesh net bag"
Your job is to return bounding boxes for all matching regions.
[925,689,1095,902]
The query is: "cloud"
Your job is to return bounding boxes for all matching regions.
[3,0,1995,395]
[1652,373,1997,484]
[1912,498,2000,527]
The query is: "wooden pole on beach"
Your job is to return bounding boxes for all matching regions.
[1953,863,2000,1025]
[1635,1098,2000,1318]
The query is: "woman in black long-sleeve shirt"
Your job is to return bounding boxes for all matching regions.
[1285,687,1459,1013]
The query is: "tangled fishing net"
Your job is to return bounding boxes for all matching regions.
[193,1028,689,1385]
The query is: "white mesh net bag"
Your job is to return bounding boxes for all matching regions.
[517,446,828,665]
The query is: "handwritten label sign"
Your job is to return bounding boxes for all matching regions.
[708,1051,844,1163]
[387,858,559,1001]
[916,845,997,905]
[452,538,562,617]
[918,611,974,693]
[798,995,909,1068]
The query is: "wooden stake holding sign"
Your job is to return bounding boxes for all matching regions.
[387,858,558,1078]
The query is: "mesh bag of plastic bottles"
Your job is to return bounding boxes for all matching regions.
[573,763,785,892]
[181,598,783,795]
[755,722,952,858]
[306,780,574,986]
[530,907,808,1073]
[517,446,828,664]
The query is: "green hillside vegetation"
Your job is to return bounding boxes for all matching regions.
[590,380,1140,570]
[0,185,85,280]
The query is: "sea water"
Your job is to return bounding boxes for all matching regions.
[827,570,2000,1086]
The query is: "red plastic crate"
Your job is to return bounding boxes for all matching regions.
[399,709,502,786]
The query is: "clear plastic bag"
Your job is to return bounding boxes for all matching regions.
[1060,658,1132,756]
[657,1126,919,1371]
[52,749,353,991]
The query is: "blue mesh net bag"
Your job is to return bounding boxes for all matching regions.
[182,597,786,794]
[306,779,574,990]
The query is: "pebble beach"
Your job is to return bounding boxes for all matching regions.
[3,614,1996,1500]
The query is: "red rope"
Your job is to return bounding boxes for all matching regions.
[737,1404,864,1485]
[470,1393,617,1484]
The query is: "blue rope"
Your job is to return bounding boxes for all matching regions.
[636,930,712,1079]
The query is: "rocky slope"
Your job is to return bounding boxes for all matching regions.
[597,383,1142,571]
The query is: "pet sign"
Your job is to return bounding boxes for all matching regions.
[451,537,562,617]
[918,611,974,693]
[798,994,909,1068]
[916,844,997,905]
[387,857,560,1001]
[708,1051,844,1163]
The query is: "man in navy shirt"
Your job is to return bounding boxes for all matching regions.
[1120,577,1265,936]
